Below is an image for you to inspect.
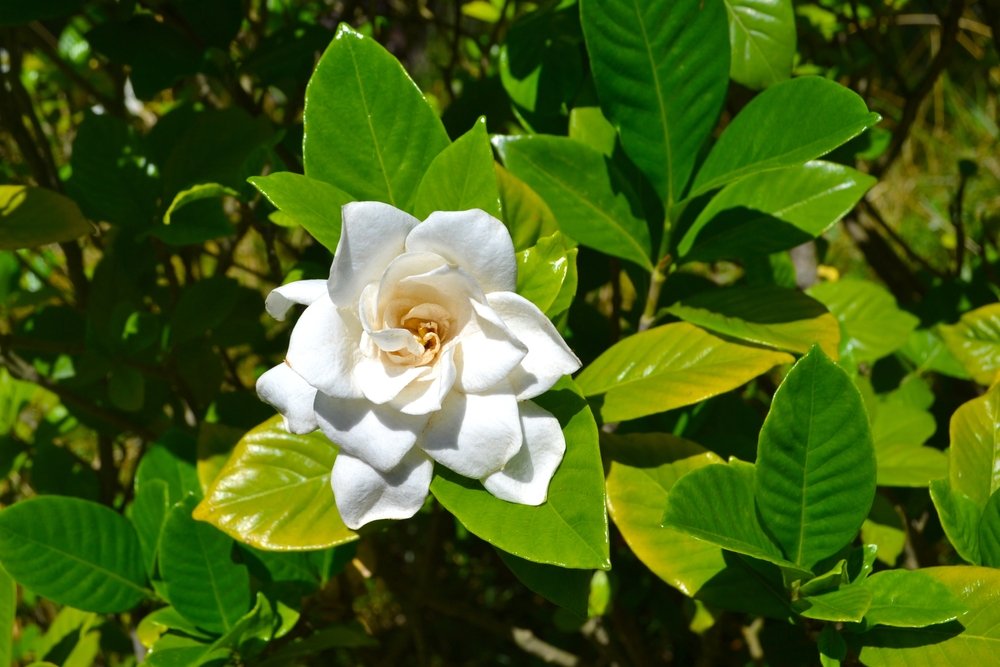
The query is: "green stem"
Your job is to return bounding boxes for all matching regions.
[638,254,671,332]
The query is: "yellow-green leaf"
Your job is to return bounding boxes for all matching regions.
[0,185,91,250]
[939,303,1000,385]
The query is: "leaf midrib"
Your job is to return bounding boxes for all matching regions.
[347,39,395,205]
[630,0,673,205]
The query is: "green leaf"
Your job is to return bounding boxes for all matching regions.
[665,285,840,356]
[497,550,590,618]
[303,24,449,209]
[807,279,919,364]
[160,496,251,634]
[939,303,1000,385]
[794,585,872,622]
[676,161,875,262]
[163,183,238,226]
[0,0,84,24]
[568,107,618,157]
[576,322,792,422]
[136,431,202,504]
[495,164,559,251]
[495,135,653,269]
[861,496,906,566]
[818,625,847,667]
[977,490,1000,568]
[194,416,358,551]
[863,570,965,627]
[725,0,795,89]
[664,459,810,576]
[690,76,880,197]
[0,565,14,667]
[0,496,148,612]
[930,479,982,564]
[0,185,91,250]
[755,347,876,570]
[516,232,578,318]
[871,395,946,488]
[129,479,170,576]
[245,168,347,243]
[413,117,501,219]
[948,384,1000,507]
[900,328,971,379]
[580,0,729,205]
[858,566,1000,665]
[430,378,609,570]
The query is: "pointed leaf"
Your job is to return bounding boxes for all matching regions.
[939,303,1000,385]
[516,232,578,318]
[666,285,840,356]
[129,479,170,576]
[497,550,590,618]
[863,570,965,628]
[581,0,729,205]
[690,76,880,197]
[948,384,1000,508]
[430,379,610,570]
[495,135,653,269]
[194,416,358,551]
[495,165,559,251]
[794,585,872,622]
[303,24,449,208]
[725,0,796,89]
[0,496,148,612]
[576,322,792,422]
[755,347,876,570]
[249,172,352,253]
[413,117,500,219]
[930,479,982,564]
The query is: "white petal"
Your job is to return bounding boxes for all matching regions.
[353,357,429,404]
[331,449,433,529]
[265,279,328,321]
[420,386,522,478]
[482,401,565,505]
[378,252,481,330]
[368,328,423,355]
[454,300,527,393]
[407,210,516,294]
[390,346,458,416]
[313,393,429,473]
[486,291,581,399]
[286,300,363,399]
[328,202,419,309]
[256,363,318,434]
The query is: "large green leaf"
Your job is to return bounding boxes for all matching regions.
[576,322,792,422]
[0,496,148,612]
[948,384,1000,508]
[977,490,1000,568]
[495,135,653,269]
[129,479,170,576]
[413,117,500,220]
[0,185,92,250]
[497,550,590,618]
[604,432,792,619]
[725,0,795,89]
[580,0,729,205]
[755,347,876,570]
[248,172,351,253]
[690,76,880,197]
[516,232,578,318]
[495,165,559,251]
[794,585,872,622]
[930,479,982,565]
[303,24,449,209]
[160,496,251,634]
[430,379,609,570]
[676,161,875,262]
[0,565,13,667]
[863,569,966,628]
[665,285,840,356]
[858,566,1000,665]
[900,328,971,379]
[939,303,1000,385]
[870,387,945,487]
[135,431,202,504]
[807,279,919,364]
[194,416,358,551]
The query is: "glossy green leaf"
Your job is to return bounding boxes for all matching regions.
[818,625,847,667]
[160,496,251,634]
[859,566,1000,665]
[977,490,1000,568]
[303,24,449,208]
[136,431,202,504]
[413,117,501,219]
[676,161,875,262]
[580,0,729,205]
[431,379,609,570]
[0,185,91,250]
[665,285,840,356]
[129,479,170,576]
[807,279,919,364]
[794,585,872,622]
[249,172,353,254]
[495,165,559,251]
[495,135,653,269]
[137,606,214,649]
[576,322,792,423]
[900,328,971,379]
[0,565,13,667]
[929,479,982,564]
[690,76,880,197]
[497,550,590,618]
[939,303,1000,385]
[0,496,148,612]
[568,107,617,157]
[163,183,238,226]
[871,397,946,487]
[755,347,876,570]
[664,459,810,576]
[948,384,1000,507]
[725,0,795,89]
[516,233,578,318]
[194,416,358,551]
[863,570,965,627]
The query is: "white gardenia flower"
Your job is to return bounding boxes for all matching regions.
[256,202,581,529]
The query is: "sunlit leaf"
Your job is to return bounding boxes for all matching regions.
[948,384,1000,507]
[248,172,352,253]
[939,303,1000,385]
[0,185,91,250]
[725,0,795,89]
[863,570,965,628]
[413,117,500,219]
